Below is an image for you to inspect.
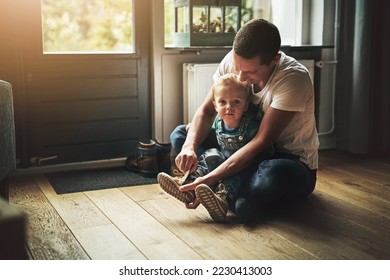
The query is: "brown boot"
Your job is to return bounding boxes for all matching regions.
[154,139,172,174]
[196,183,228,223]
[126,140,158,177]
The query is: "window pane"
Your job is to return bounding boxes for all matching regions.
[176,6,189,33]
[41,0,134,54]
[210,7,223,33]
[225,6,239,33]
[192,6,208,33]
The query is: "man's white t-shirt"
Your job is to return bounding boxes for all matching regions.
[213,50,319,169]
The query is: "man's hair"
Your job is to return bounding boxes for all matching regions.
[233,19,281,65]
[212,73,252,102]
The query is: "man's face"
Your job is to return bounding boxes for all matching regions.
[232,53,277,85]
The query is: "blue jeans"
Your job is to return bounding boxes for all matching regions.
[170,124,219,157]
[170,125,317,221]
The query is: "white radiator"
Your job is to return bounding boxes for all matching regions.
[183,60,314,123]
[183,63,219,123]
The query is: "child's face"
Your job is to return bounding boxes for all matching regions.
[213,85,249,129]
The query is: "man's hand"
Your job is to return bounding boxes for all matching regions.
[175,149,198,174]
[180,176,214,209]
[184,198,200,209]
[180,179,201,209]
[179,178,200,209]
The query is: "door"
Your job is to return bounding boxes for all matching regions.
[3,0,152,167]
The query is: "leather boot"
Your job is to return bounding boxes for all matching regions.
[154,139,172,174]
[126,140,158,177]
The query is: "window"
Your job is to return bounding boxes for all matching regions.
[165,0,321,47]
[251,0,303,46]
[41,0,134,54]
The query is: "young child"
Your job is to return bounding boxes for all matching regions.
[158,73,271,222]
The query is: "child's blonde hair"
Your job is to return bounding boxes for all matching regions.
[212,73,253,102]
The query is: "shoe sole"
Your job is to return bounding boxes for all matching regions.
[157,173,194,203]
[196,185,227,223]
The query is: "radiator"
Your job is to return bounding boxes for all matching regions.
[183,63,219,123]
[183,60,314,123]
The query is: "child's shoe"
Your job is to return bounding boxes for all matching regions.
[196,183,228,223]
[157,172,195,203]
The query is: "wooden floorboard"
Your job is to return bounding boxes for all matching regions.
[7,149,390,260]
[319,150,390,186]
[85,188,202,260]
[9,176,89,260]
[123,185,317,260]
[268,195,388,259]
[35,175,146,260]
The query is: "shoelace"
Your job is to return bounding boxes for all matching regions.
[173,170,190,185]
[215,183,228,200]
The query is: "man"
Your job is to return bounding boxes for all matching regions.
[170,19,319,223]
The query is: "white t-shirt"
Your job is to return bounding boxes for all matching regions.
[213,50,319,169]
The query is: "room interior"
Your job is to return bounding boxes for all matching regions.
[0,0,389,261]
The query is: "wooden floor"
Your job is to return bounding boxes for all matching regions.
[8,149,390,260]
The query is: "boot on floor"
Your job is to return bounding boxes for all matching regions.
[154,139,172,174]
[126,140,159,177]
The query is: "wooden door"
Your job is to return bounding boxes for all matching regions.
[1,0,152,167]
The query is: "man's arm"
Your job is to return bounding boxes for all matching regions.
[175,88,217,173]
[181,107,296,191]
